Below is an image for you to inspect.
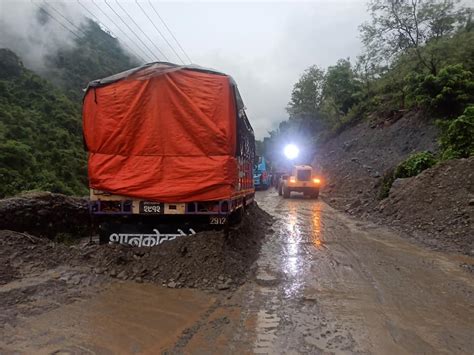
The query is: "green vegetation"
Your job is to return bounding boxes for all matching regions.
[0,49,87,197]
[45,19,138,102]
[0,17,139,198]
[394,151,437,178]
[438,105,474,159]
[406,64,474,117]
[379,151,437,199]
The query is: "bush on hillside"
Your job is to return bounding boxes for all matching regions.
[405,64,474,117]
[438,105,474,160]
[394,151,437,178]
[379,151,437,199]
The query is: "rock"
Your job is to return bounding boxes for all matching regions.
[389,178,410,195]
[217,283,230,290]
[167,281,177,288]
[117,270,128,280]
[469,199,474,206]
[94,267,106,276]
[37,209,49,217]
[350,199,361,209]
[109,269,117,278]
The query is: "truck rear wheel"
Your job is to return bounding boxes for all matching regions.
[311,190,319,199]
[278,184,283,196]
[229,206,244,225]
[283,186,290,198]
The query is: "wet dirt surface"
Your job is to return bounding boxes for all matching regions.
[2,190,474,354]
[243,190,474,354]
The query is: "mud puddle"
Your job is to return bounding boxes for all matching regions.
[1,281,215,354]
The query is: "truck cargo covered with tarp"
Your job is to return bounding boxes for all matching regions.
[83,62,254,203]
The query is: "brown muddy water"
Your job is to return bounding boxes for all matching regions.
[2,282,214,354]
[1,189,474,354]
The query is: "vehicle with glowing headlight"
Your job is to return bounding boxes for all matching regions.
[279,165,321,198]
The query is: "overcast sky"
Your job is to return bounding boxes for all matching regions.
[1,0,368,138]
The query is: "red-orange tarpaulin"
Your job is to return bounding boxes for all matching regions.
[83,63,238,202]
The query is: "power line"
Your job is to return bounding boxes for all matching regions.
[115,0,168,61]
[76,0,146,63]
[91,0,153,62]
[43,1,88,37]
[45,0,147,64]
[147,0,192,63]
[135,0,184,64]
[31,0,81,40]
[104,0,159,61]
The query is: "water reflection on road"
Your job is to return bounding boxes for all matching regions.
[253,189,474,354]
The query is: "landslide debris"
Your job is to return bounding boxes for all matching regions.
[317,111,438,213]
[0,191,89,239]
[0,200,271,291]
[318,111,473,255]
[86,204,272,289]
[377,157,474,255]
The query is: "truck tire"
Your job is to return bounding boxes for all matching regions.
[283,186,290,198]
[229,206,244,225]
[278,184,283,196]
[311,190,319,199]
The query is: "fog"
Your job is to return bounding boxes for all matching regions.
[0,0,368,138]
[0,1,86,71]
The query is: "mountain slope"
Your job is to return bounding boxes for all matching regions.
[44,19,139,102]
[0,15,142,198]
[0,48,86,197]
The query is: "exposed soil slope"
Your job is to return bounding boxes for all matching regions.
[317,111,472,255]
[316,111,438,211]
[378,157,473,254]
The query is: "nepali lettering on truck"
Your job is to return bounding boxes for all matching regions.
[82,62,255,245]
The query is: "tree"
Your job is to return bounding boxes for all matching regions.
[360,0,468,74]
[323,59,361,115]
[287,65,325,117]
[405,64,474,116]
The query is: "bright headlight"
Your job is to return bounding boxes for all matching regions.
[284,144,299,160]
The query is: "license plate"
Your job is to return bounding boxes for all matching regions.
[210,216,227,225]
[139,201,164,214]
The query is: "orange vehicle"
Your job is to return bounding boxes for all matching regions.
[82,62,255,245]
[279,165,321,198]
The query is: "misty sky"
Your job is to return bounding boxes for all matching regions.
[0,0,368,138]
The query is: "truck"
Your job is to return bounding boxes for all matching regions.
[278,165,321,199]
[82,62,255,246]
[253,156,270,190]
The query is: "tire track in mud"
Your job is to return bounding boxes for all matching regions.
[250,189,474,354]
[251,191,356,353]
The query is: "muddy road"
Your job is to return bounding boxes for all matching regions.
[1,190,473,354]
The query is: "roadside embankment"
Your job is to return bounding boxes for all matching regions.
[0,197,271,291]
[317,111,473,255]
[0,192,90,239]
